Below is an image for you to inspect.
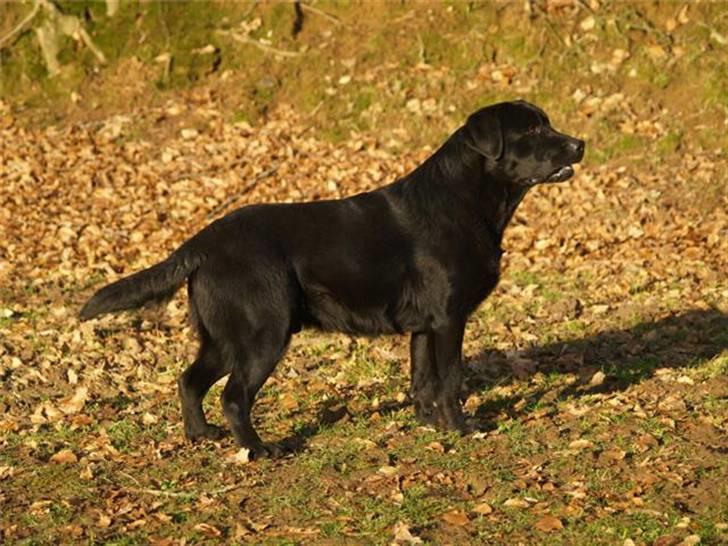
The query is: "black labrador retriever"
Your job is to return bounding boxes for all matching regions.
[80,100,584,458]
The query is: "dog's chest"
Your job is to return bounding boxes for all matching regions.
[464,254,501,310]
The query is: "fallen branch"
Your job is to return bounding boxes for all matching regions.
[112,472,243,498]
[128,487,194,499]
[216,29,301,58]
[24,0,108,76]
[300,2,344,27]
[206,164,280,220]
[0,0,40,50]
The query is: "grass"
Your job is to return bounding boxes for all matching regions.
[3,3,726,164]
[1,3,727,545]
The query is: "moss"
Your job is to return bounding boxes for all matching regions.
[352,87,374,114]
[705,69,728,109]
[0,30,48,96]
[651,69,671,89]
[615,133,643,153]
[656,130,682,155]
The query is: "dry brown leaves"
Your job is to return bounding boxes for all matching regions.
[0,87,726,542]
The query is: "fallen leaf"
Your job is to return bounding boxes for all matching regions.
[601,448,627,462]
[227,448,251,464]
[503,498,529,509]
[653,536,680,546]
[569,439,594,450]
[51,449,78,464]
[646,45,667,60]
[677,5,689,24]
[535,515,563,532]
[467,476,489,497]
[63,524,84,537]
[580,16,595,31]
[426,441,445,453]
[193,523,222,537]
[658,395,687,413]
[472,502,493,515]
[97,513,112,528]
[279,393,299,411]
[392,521,423,544]
[589,370,606,386]
[441,510,470,526]
[58,386,88,415]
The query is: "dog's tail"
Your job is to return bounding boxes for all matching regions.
[79,241,203,321]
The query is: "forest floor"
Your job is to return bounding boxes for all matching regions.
[1,2,726,545]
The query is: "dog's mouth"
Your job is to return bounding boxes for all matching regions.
[524,165,575,185]
[545,165,574,183]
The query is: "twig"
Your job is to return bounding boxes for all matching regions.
[0,0,40,50]
[417,34,426,64]
[111,472,243,497]
[300,2,343,27]
[132,483,242,497]
[307,100,324,118]
[536,6,586,56]
[211,483,244,495]
[216,29,301,58]
[206,164,280,220]
[128,487,194,498]
[575,0,596,14]
[391,11,415,25]
[118,470,142,487]
[542,14,567,49]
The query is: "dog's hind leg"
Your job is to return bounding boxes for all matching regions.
[178,335,231,441]
[220,322,291,459]
[178,281,232,442]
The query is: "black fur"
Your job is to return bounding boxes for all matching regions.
[80,100,585,458]
[79,240,203,320]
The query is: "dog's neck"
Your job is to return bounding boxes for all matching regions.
[481,177,530,242]
[430,134,531,249]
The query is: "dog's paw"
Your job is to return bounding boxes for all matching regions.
[249,443,286,460]
[438,405,469,434]
[186,424,228,442]
[414,404,441,427]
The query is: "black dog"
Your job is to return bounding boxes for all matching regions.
[81,100,584,458]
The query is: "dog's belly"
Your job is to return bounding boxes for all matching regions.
[300,280,430,336]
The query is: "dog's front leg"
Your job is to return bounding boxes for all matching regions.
[410,332,439,426]
[431,322,467,433]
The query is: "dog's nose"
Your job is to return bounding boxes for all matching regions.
[570,139,585,158]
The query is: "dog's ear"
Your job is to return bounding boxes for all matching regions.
[464,108,503,159]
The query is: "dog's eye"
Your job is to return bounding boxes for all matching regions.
[526,126,542,135]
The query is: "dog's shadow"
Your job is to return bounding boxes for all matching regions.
[465,307,728,427]
[275,308,727,453]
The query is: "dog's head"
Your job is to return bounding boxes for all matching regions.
[463,100,584,185]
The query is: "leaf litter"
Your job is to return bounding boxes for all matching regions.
[0,46,727,546]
